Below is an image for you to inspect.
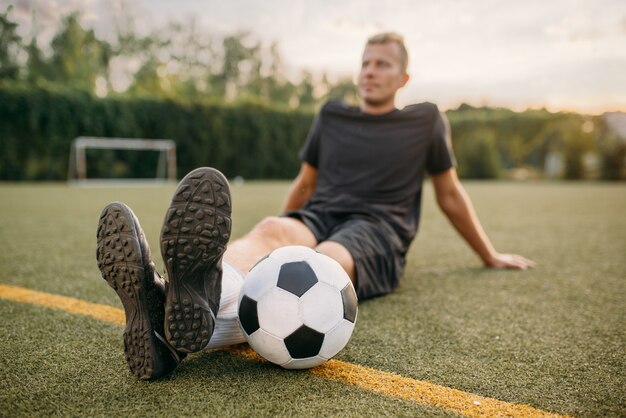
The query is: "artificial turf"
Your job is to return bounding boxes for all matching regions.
[0,181,624,417]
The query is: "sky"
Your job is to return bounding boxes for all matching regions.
[6,0,626,114]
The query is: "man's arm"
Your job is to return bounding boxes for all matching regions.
[431,168,535,269]
[282,162,318,212]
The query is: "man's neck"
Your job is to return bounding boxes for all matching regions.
[359,100,397,115]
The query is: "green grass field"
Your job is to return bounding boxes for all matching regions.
[0,181,624,417]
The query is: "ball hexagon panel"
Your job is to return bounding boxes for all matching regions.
[243,256,283,301]
[300,282,344,333]
[307,251,351,290]
[318,319,355,360]
[283,325,325,359]
[257,287,302,338]
[246,328,292,366]
[269,245,317,263]
[277,261,318,297]
[340,283,358,323]
[238,294,259,335]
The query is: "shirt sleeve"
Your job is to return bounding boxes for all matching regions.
[426,108,456,174]
[298,112,322,168]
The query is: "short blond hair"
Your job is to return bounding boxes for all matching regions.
[366,32,409,73]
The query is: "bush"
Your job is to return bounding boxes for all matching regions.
[0,86,313,180]
[2,87,619,181]
[453,127,502,179]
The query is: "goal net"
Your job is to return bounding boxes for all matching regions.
[68,137,177,185]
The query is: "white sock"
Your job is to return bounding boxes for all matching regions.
[206,261,246,349]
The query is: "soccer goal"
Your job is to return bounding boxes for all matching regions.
[68,137,177,185]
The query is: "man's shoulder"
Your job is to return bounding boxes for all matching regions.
[320,100,359,115]
[400,102,440,117]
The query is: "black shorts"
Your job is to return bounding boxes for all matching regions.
[283,209,406,300]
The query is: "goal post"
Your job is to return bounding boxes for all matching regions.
[68,137,177,184]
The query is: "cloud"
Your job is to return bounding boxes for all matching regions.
[7,0,625,113]
[401,56,626,113]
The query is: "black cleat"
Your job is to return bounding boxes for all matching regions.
[160,167,232,353]
[96,202,183,380]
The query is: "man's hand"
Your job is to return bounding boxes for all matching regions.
[431,169,536,272]
[485,253,536,270]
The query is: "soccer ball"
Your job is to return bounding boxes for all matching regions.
[237,246,358,369]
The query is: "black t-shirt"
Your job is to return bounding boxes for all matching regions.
[299,100,455,248]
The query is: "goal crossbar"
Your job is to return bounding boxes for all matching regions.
[68,137,177,184]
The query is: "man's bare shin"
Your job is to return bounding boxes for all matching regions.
[224,236,275,276]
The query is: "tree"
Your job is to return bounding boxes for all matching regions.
[324,75,358,104]
[214,34,257,99]
[25,23,46,84]
[559,118,593,180]
[0,5,22,82]
[126,57,167,97]
[47,12,111,92]
[455,127,502,179]
[595,116,625,181]
[297,70,316,109]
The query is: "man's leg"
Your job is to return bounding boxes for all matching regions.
[97,202,183,380]
[160,168,323,352]
[315,241,356,284]
[200,216,318,349]
[161,167,233,353]
[224,216,317,274]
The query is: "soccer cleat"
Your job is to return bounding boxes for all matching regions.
[96,202,184,380]
[160,167,232,353]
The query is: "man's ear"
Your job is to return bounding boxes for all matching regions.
[400,73,410,88]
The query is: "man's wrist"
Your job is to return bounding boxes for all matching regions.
[482,252,499,267]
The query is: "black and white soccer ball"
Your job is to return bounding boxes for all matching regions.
[237,246,358,369]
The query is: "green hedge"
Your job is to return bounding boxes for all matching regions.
[0,86,312,180]
[2,86,615,181]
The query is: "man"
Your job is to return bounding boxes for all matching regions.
[96,32,534,380]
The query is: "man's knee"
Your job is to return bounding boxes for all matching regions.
[249,216,316,247]
[249,216,286,241]
[316,241,356,283]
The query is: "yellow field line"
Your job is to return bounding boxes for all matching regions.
[0,283,125,324]
[0,283,568,418]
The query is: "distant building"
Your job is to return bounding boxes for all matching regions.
[544,152,564,179]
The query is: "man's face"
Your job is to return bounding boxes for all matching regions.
[358,42,409,109]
